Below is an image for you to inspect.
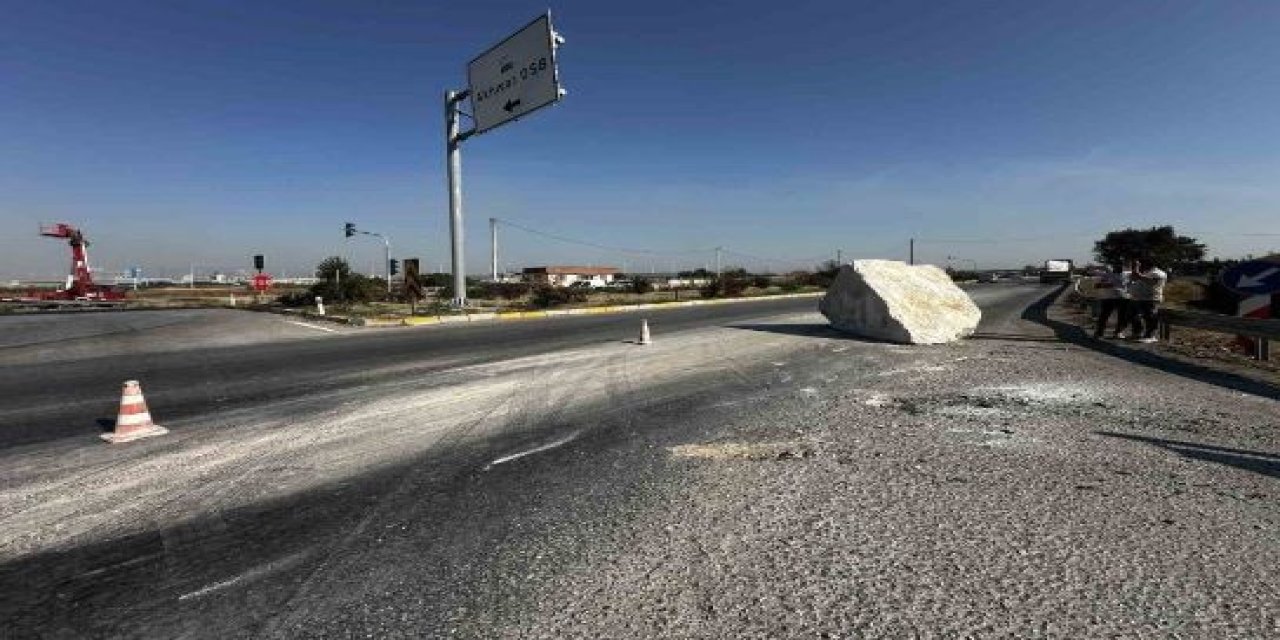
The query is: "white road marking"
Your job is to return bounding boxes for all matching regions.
[177,551,309,601]
[484,431,582,471]
[285,320,339,334]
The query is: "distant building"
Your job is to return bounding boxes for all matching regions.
[522,266,620,287]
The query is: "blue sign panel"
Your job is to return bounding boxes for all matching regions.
[1221,257,1280,295]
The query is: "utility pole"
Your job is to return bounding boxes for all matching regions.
[489,217,498,282]
[715,247,723,278]
[909,238,916,265]
[836,249,843,265]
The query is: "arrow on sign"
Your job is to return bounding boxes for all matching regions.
[1238,267,1279,290]
[503,98,522,113]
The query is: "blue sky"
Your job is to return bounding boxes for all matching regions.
[2,0,1279,280]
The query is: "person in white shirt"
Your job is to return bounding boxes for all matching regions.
[1126,257,1167,343]
[1093,264,1130,338]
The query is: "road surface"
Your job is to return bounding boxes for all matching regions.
[3,284,1276,638]
[0,287,1025,450]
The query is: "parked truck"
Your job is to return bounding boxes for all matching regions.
[1039,259,1074,284]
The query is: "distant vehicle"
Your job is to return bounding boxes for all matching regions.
[1039,259,1075,284]
[978,272,1004,283]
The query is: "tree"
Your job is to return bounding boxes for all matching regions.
[309,256,383,303]
[801,259,842,288]
[1093,226,1206,271]
[631,277,654,295]
[315,256,351,281]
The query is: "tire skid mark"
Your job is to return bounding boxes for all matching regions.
[255,386,516,637]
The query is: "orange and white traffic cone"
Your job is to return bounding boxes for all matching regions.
[638,319,652,345]
[102,380,169,444]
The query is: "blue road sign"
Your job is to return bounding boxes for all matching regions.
[1221,257,1280,295]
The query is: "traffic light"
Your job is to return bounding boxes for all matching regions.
[253,254,264,272]
[344,222,356,238]
[388,259,399,276]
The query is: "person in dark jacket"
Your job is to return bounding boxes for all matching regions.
[1126,257,1168,343]
[1093,263,1130,339]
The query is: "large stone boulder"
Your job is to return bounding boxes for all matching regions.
[819,260,981,344]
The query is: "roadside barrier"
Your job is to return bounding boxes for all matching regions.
[102,380,169,443]
[1159,309,1279,361]
[638,319,652,345]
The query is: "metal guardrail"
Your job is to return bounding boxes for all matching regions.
[1159,308,1279,361]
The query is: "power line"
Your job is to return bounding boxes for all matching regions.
[720,249,831,269]
[912,233,1098,244]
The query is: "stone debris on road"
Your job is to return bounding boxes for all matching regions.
[820,260,981,344]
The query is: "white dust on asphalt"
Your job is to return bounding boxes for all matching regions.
[0,313,841,563]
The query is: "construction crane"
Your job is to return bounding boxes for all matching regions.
[38,223,125,301]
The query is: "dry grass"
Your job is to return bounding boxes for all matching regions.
[1162,278,1205,310]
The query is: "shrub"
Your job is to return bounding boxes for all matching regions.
[278,290,314,307]
[307,273,385,304]
[472,282,530,300]
[700,275,750,298]
[530,284,588,309]
[631,277,654,295]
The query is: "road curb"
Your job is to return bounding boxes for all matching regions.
[353,292,823,328]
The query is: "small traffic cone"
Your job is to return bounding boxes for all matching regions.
[638,319,652,345]
[102,380,169,444]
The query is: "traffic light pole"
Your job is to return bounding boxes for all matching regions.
[380,235,390,294]
[345,222,393,294]
[362,232,392,294]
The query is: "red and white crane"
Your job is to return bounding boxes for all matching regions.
[38,223,125,301]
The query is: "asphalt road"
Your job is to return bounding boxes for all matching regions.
[0,286,1028,451]
[9,283,1273,638]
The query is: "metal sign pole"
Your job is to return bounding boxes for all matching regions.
[446,89,471,307]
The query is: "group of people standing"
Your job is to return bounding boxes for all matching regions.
[1092,258,1168,343]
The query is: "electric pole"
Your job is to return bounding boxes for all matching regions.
[909,238,915,265]
[715,246,723,278]
[489,217,499,282]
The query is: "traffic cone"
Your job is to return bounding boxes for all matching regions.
[102,380,169,444]
[638,319,652,345]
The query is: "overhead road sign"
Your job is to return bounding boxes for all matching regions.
[467,13,564,135]
[1221,256,1280,296]
[444,13,567,307]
